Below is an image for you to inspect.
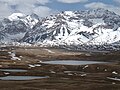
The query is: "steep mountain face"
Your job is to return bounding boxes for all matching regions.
[8,13,39,28]
[22,8,120,47]
[1,8,120,50]
[21,22,47,43]
[0,13,39,42]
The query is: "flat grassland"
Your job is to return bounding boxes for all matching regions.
[0,47,120,90]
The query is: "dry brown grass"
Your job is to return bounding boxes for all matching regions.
[0,47,120,90]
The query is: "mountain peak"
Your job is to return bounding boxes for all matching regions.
[8,13,39,29]
[1,9,120,50]
[8,13,26,21]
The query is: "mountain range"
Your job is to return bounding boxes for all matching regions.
[0,8,120,50]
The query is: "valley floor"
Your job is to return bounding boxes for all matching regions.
[0,47,120,90]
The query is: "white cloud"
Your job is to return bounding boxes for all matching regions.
[114,0,120,3]
[57,0,88,3]
[0,3,13,19]
[0,0,55,18]
[85,2,120,15]
[0,0,50,5]
[33,6,55,17]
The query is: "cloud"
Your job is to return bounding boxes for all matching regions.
[0,3,13,19]
[0,0,55,19]
[84,2,120,15]
[114,0,120,3]
[33,6,56,17]
[57,0,88,3]
[0,0,50,5]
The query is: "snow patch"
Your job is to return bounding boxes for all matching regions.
[107,77,120,81]
[44,49,55,53]
[8,13,26,21]
[112,71,118,75]
[8,52,21,61]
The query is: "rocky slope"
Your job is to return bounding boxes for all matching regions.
[0,13,39,43]
[0,8,120,50]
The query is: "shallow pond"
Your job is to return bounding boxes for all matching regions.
[0,76,49,80]
[0,69,27,72]
[42,60,105,65]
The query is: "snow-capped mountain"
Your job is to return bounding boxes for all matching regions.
[0,13,39,42]
[8,13,39,28]
[22,9,120,45]
[1,8,120,50]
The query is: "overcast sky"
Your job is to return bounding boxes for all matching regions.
[0,0,120,19]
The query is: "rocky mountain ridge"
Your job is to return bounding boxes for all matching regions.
[0,8,120,50]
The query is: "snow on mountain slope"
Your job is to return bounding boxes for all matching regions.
[0,19,29,42]
[8,13,26,21]
[21,13,39,28]
[8,13,39,28]
[28,8,120,46]
[90,27,120,45]
[0,13,40,43]
[1,8,120,50]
